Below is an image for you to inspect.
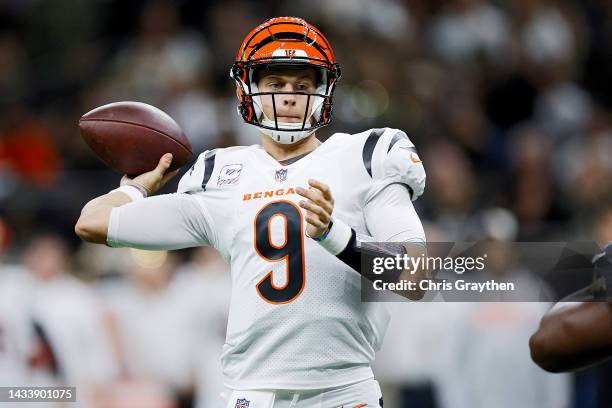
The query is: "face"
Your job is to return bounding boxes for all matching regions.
[23,236,69,280]
[256,68,318,124]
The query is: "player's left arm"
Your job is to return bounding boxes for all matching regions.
[362,128,428,299]
[297,181,427,300]
[363,183,428,300]
[298,129,427,299]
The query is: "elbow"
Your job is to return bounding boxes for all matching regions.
[74,215,107,244]
[529,330,564,373]
[74,218,95,242]
[529,314,573,373]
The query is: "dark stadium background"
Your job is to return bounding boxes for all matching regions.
[0,0,611,407]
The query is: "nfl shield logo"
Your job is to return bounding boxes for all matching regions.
[275,168,288,182]
[235,398,250,408]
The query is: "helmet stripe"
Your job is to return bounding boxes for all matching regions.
[241,21,334,62]
[246,33,330,63]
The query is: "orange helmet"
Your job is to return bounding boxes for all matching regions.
[230,17,341,144]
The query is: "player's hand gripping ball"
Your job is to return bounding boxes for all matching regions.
[120,153,178,196]
[297,179,334,239]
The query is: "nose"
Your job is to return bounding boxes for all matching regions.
[280,85,297,106]
[282,97,296,107]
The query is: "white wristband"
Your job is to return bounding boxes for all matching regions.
[111,185,145,202]
[317,218,352,256]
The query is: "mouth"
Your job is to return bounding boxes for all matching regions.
[276,115,302,123]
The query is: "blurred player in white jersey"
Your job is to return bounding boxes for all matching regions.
[75,17,426,408]
[0,263,34,388]
[23,235,119,406]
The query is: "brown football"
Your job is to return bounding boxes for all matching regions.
[79,101,193,176]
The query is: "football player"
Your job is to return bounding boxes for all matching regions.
[75,17,426,407]
[530,243,612,373]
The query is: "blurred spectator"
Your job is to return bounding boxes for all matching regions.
[166,77,222,152]
[101,0,210,109]
[99,247,229,408]
[0,262,34,388]
[436,302,570,408]
[181,247,231,408]
[295,0,413,41]
[374,302,450,408]
[428,0,511,65]
[534,81,593,139]
[0,28,27,101]
[513,0,578,67]
[509,124,568,239]
[23,234,119,406]
[422,141,478,239]
[0,104,62,187]
[556,114,612,225]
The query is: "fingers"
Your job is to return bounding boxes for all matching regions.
[299,199,330,224]
[297,179,335,238]
[305,213,328,230]
[296,182,334,214]
[154,153,173,175]
[295,186,319,203]
[307,179,333,202]
[160,169,179,185]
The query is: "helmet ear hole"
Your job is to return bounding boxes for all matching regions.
[239,100,256,122]
[238,103,247,117]
[333,65,341,80]
[232,65,246,81]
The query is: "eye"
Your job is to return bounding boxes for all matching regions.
[297,83,312,91]
[267,82,281,89]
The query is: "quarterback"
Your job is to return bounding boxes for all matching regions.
[76,17,426,408]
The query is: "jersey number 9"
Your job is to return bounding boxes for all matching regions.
[254,201,305,304]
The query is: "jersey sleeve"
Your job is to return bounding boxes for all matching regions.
[364,183,426,243]
[177,149,217,194]
[107,193,216,250]
[364,128,426,203]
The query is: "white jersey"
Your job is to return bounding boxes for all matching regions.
[108,127,426,390]
[0,266,35,387]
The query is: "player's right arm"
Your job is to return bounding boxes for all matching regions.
[75,153,214,249]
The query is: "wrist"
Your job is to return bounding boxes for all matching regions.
[315,218,352,255]
[110,185,146,201]
[313,220,333,242]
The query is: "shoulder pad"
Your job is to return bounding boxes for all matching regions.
[177,149,218,194]
[363,128,426,202]
[178,146,250,193]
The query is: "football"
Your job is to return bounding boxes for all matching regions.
[78,101,193,176]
